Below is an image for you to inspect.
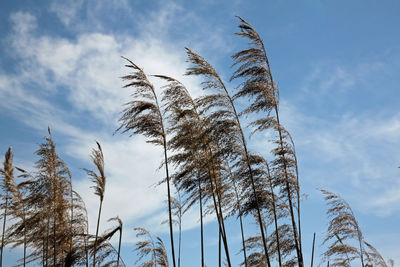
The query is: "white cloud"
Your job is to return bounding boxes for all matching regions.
[9,11,37,35]
[6,10,203,124]
[278,97,400,216]
[2,4,399,260]
[71,136,166,235]
[0,6,214,245]
[300,60,385,98]
[50,0,84,26]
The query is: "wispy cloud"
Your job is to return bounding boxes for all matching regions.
[49,0,85,27]
[1,3,399,262]
[278,59,400,217]
[0,4,223,243]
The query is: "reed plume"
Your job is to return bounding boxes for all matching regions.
[83,216,124,267]
[321,189,365,267]
[185,47,269,266]
[158,75,234,266]
[231,16,303,266]
[244,154,295,266]
[90,239,126,267]
[4,130,76,266]
[3,165,29,267]
[134,227,169,267]
[0,147,14,267]
[108,217,123,267]
[364,241,391,267]
[117,57,176,267]
[84,141,106,267]
[1,15,394,267]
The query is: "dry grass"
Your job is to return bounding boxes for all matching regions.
[0,16,393,267]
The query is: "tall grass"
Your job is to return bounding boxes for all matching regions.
[0,16,394,267]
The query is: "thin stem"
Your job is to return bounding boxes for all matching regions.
[262,42,303,266]
[116,227,122,267]
[85,219,89,267]
[70,176,74,255]
[357,230,365,267]
[206,160,231,266]
[198,178,204,267]
[218,76,271,267]
[53,201,57,266]
[93,199,103,267]
[224,160,247,267]
[218,230,222,267]
[162,137,176,267]
[289,136,303,261]
[212,167,231,267]
[152,80,176,267]
[274,107,302,266]
[46,208,50,266]
[0,195,8,267]
[22,204,27,267]
[264,161,282,266]
[176,191,182,267]
[311,233,316,267]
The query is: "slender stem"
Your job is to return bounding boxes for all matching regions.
[70,178,74,254]
[345,203,364,267]
[178,78,230,266]
[357,229,365,267]
[198,179,204,267]
[213,171,231,267]
[261,216,270,265]
[53,214,56,266]
[46,210,50,266]
[311,233,316,267]
[93,199,103,267]
[218,230,222,267]
[23,234,26,267]
[265,162,282,266]
[216,76,271,267]
[151,81,176,267]
[290,139,303,261]
[262,43,303,266]
[85,219,89,267]
[175,80,231,267]
[238,201,248,267]
[207,160,231,267]
[162,138,176,267]
[216,190,228,246]
[0,195,8,267]
[22,205,27,267]
[116,227,122,267]
[226,162,247,267]
[84,236,88,267]
[216,197,230,267]
[177,191,182,267]
[274,107,302,266]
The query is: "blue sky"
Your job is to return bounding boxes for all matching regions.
[0,0,399,266]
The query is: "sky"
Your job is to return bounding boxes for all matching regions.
[0,0,399,266]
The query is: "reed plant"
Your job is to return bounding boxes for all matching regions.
[0,16,393,267]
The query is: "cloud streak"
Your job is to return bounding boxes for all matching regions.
[0,5,218,244]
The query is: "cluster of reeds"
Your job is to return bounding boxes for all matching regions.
[0,130,124,266]
[0,17,394,267]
